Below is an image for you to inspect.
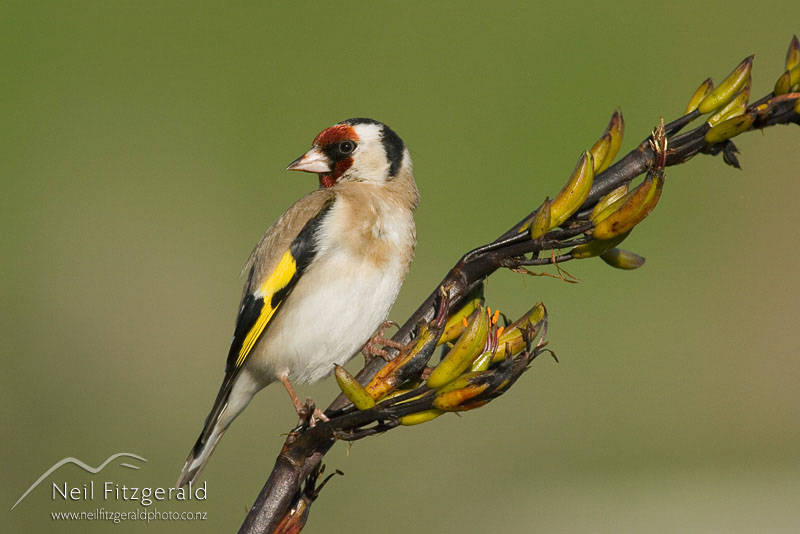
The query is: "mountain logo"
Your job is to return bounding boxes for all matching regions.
[10,452,147,511]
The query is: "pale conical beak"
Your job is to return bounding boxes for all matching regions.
[286,147,332,173]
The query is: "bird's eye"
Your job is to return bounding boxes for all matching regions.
[338,141,356,154]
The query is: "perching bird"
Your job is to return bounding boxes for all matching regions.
[177,118,418,488]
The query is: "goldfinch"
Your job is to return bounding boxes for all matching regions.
[176,118,418,488]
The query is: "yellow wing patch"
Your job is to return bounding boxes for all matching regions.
[235,250,297,368]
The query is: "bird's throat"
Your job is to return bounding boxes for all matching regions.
[319,175,337,188]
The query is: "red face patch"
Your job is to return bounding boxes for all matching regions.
[314,123,359,188]
[313,124,358,148]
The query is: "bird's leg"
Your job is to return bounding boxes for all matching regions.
[362,320,406,362]
[279,373,305,414]
[279,374,329,426]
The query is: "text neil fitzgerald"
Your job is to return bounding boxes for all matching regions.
[52,480,206,507]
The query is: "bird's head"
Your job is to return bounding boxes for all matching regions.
[287,118,410,188]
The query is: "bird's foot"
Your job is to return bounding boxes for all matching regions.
[296,398,330,428]
[362,320,406,362]
[280,374,329,428]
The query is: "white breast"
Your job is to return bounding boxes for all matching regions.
[245,191,415,384]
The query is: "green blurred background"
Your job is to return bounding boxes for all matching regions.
[3,1,799,532]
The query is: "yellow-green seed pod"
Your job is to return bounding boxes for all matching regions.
[433,371,487,395]
[400,409,444,426]
[591,189,635,226]
[491,304,546,364]
[334,364,376,410]
[427,308,490,389]
[470,346,497,372]
[491,330,524,363]
[433,383,491,412]
[438,296,483,346]
[599,248,646,270]
[493,319,545,365]
[597,110,625,173]
[366,323,439,400]
[549,151,594,229]
[707,81,750,127]
[432,371,493,410]
[775,70,792,96]
[593,174,663,241]
[698,56,753,114]
[685,78,714,114]
[787,65,800,90]
[786,35,800,71]
[530,199,552,239]
[493,328,537,365]
[570,231,630,259]
[705,112,756,144]
[364,286,450,400]
[589,133,611,174]
[525,302,546,326]
[590,184,630,224]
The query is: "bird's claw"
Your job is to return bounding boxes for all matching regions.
[362,320,406,362]
[295,398,329,429]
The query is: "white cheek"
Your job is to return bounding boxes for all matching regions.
[347,151,389,182]
[346,124,390,182]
